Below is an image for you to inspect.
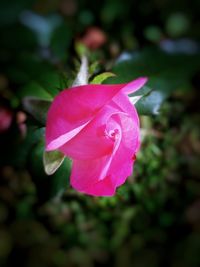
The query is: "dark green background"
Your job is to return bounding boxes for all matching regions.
[0,0,200,267]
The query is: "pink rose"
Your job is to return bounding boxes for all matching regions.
[45,77,147,196]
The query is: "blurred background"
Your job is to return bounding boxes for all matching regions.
[0,0,200,266]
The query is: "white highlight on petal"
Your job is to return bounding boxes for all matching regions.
[46,121,90,151]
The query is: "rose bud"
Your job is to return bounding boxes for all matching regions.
[45,77,147,196]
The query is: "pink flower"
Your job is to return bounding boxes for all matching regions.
[45,77,147,196]
[78,27,107,50]
[0,106,13,133]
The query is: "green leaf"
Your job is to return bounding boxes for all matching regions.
[112,47,200,91]
[29,141,70,200]
[23,97,52,125]
[43,150,65,175]
[89,61,100,76]
[110,47,200,115]
[129,86,164,115]
[135,90,166,115]
[129,86,151,105]
[19,81,54,100]
[90,72,116,84]
[129,85,152,97]
[38,71,66,96]
[128,85,158,114]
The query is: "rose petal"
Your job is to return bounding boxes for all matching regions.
[112,93,140,125]
[70,157,112,196]
[105,113,140,187]
[70,113,139,196]
[45,78,145,152]
[70,144,135,197]
[122,77,148,95]
[46,83,124,150]
[59,106,125,160]
[46,122,90,151]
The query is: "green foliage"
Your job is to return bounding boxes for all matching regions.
[23,97,52,125]
[90,72,116,84]
[166,13,190,37]
[43,150,65,175]
[29,140,71,200]
[136,90,166,115]
[1,106,200,267]
[110,47,200,115]
[50,21,72,60]
[0,0,200,266]
[129,86,155,113]
[112,48,200,87]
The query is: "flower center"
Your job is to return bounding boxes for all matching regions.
[105,128,119,141]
